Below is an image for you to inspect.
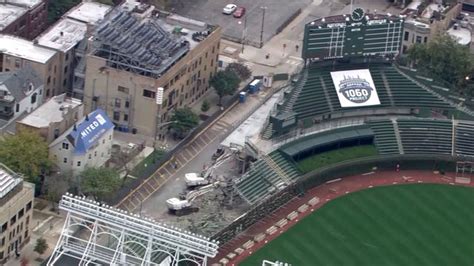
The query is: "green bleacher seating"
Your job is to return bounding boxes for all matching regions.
[455,122,474,158]
[368,120,400,154]
[397,118,452,155]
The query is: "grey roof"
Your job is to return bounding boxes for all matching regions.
[0,65,43,102]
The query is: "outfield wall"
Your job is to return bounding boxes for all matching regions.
[212,154,457,244]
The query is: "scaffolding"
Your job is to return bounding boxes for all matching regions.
[48,193,219,265]
[92,9,190,79]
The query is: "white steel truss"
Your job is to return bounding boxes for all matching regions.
[48,193,219,266]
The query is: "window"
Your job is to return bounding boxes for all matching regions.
[10,215,16,226]
[1,223,7,233]
[424,36,428,43]
[199,57,202,65]
[77,161,81,167]
[54,129,60,139]
[65,53,69,61]
[64,66,68,74]
[26,202,32,211]
[15,104,19,113]
[88,154,92,159]
[1,237,4,247]
[404,31,409,41]
[143,89,156,98]
[25,215,29,224]
[115,98,121,108]
[113,111,120,121]
[212,46,215,53]
[205,51,208,58]
[125,100,130,108]
[63,157,68,163]
[94,151,97,157]
[63,79,67,86]
[15,59,21,68]
[124,114,128,121]
[31,93,37,104]
[62,143,69,149]
[416,36,422,43]
[18,209,24,219]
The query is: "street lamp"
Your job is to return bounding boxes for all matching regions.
[238,16,247,53]
[259,6,267,48]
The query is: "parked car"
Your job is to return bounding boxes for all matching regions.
[233,6,246,18]
[222,4,237,15]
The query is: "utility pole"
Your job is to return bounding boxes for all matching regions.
[259,6,267,48]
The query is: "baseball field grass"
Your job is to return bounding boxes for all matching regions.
[240,184,474,266]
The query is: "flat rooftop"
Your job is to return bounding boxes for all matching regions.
[7,0,42,8]
[0,166,21,199]
[37,18,87,52]
[448,26,472,45]
[66,1,112,25]
[0,35,56,63]
[0,3,27,31]
[19,94,82,128]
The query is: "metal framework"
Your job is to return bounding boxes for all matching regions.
[456,161,474,177]
[48,194,219,266]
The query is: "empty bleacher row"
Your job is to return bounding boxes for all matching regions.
[397,118,453,155]
[454,122,474,157]
[235,151,300,205]
[367,120,400,155]
[287,64,452,121]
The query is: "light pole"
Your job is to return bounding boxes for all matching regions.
[238,15,247,53]
[259,6,267,48]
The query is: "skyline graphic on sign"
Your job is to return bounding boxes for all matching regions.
[330,69,381,107]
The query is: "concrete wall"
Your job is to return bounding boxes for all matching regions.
[83,27,222,137]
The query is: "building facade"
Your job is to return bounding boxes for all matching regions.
[0,66,44,134]
[83,4,222,138]
[0,0,48,40]
[0,34,61,98]
[16,94,83,144]
[401,2,462,53]
[0,164,34,264]
[49,108,114,176]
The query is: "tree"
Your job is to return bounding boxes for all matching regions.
[170,107,199,138]
[407,34,474,94]
[0,130,52,182]
[34,238,48,259]
[45,172,72,212]
[80,167,121,201]
[201,100,210,112]
[225,62,252,81]
[210,70,241,105]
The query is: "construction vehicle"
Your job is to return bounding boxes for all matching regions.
[166,182,219,216]
[184,149,233,188]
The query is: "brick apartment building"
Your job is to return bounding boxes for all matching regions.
[0,0,48,40]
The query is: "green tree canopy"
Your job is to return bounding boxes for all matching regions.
[34,237,48,258]
[407,34,474,92]
[225,62,252,81]
[0,131,51,182]
[210,70,241,105]
[80,167,121,201]
[170,107,199,138]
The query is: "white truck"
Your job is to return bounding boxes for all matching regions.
[184,173,210,187]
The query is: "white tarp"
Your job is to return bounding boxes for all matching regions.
[330,69,380,107]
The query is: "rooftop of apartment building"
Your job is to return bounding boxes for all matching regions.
[36,18,88,52]
[447,22,471,45]
[65,1,113,25]
[0,0,44,31]
[0,164,22,199]
[0,3,27,31]
[91,1,216,78]
[0,34,56,63]
[402,0,458,22]
[18,94,82,128]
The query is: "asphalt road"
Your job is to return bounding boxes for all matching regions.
[172,0,311,46]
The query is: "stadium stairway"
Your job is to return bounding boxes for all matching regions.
[391,118,405,154]
[235,151,300,204]
[281,70,308,113]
